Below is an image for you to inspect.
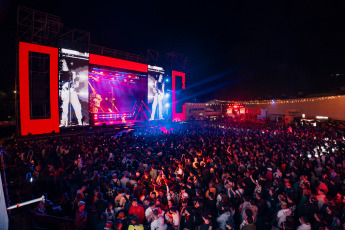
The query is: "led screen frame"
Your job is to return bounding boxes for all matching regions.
[89,54,148,125]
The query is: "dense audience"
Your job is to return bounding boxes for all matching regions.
[3,118,345,230]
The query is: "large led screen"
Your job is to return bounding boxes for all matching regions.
[148,65,169,120]
[58,49,89,127]
[89,65,147,124]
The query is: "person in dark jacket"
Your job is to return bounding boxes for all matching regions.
[181,206,194,230]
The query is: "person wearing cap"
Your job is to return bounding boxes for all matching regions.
[128,198,145,224]
[75,201,87,230]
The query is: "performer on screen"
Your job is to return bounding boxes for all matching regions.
[90,93,103,113]
[150,74,165,120]
[60,59,83,126]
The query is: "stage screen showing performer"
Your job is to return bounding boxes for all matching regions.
[88,65,147,124]
[58,48,89,127]
[148,66,168,120]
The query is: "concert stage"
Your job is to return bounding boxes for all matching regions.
[16,7,186,137]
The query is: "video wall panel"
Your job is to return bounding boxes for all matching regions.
[89,65,147,124]
[58,48,89,127]
[148,65,169,120]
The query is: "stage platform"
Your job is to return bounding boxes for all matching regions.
[16,120,187,141]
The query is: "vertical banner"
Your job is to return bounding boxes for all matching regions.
[59,49,89,127]
[19,42,59,135]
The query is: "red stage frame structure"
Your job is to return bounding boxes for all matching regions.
[172,71,186,122]
[19,42,60,135]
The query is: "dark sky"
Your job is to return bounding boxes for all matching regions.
[1,0,345,101]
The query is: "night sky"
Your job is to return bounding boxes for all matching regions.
[1,0,345,102]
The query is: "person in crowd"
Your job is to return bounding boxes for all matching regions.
[276,201,292,228]
[128,198,145,224]
[296,216,311,230]
[151,209,167,230]
[4,117,345,230]
[165,206,179,230]
[96,212,108,230]
[240,216,256,230]
[75,201,87,230]
[128,215,144,230]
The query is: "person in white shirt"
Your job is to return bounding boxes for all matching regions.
[217,204,232,230]
[151,209,167,230]
[276,202,292,228]
[165,206,179,230]
[296,216,311,230]
[145,202,156,223]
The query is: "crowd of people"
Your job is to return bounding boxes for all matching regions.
[3,118,345,230]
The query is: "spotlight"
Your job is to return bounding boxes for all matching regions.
[166,79,169,82]
[30,177,33,183]
[165,103,170,107]
[272,100,275,104]
[165,93,170,98]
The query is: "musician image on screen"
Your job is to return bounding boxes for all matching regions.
[150,74,165,120]
[89,93,102,113]
[60,59,83,126]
